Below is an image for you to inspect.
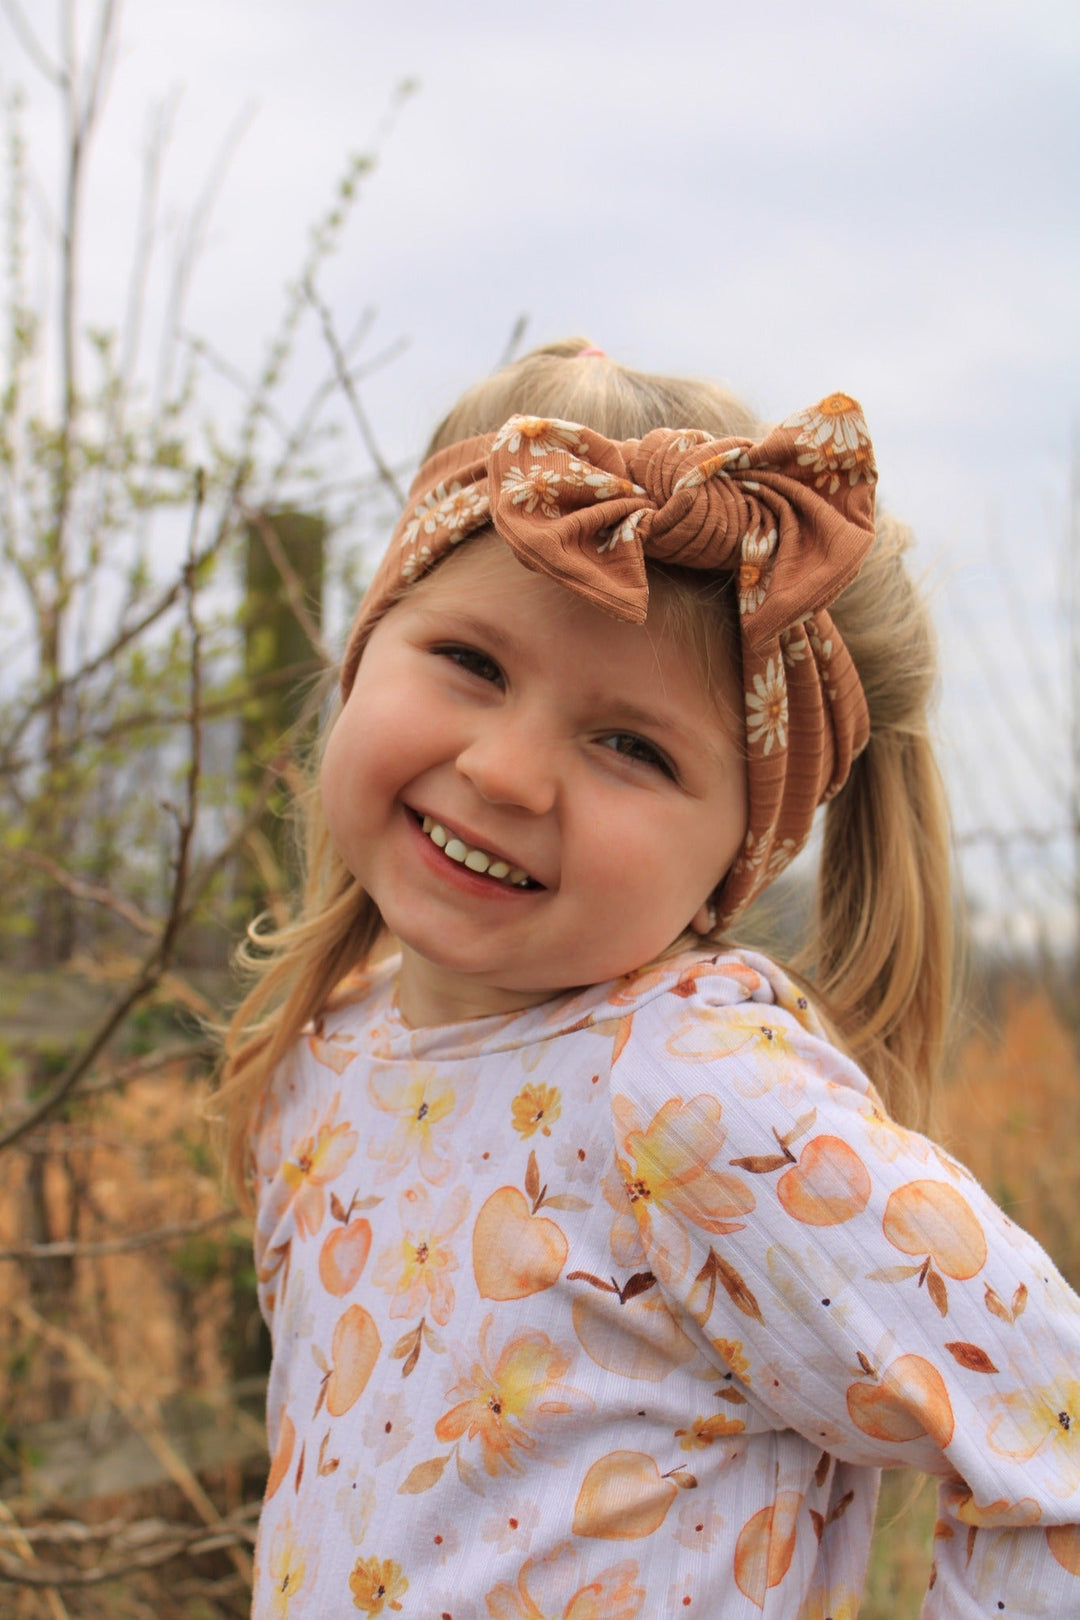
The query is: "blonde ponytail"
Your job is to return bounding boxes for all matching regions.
[800,514,954,1129]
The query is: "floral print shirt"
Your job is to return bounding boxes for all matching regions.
[249,950,1080,1618]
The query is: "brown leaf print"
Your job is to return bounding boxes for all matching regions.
[985,1285,1012,1323]
[398,1454,450,1495]
[945,1341,999,1374]
[713,1250,764,1324]
[729,1153,793,1174]
[925,1267,949,1318]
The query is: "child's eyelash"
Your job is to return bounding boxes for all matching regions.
[436,644,504,685]
[600,733,677,779]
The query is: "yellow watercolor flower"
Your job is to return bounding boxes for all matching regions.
[606,1093,755,1282]
[712,1336,751,1382]
[675,1411,747,1450]
[511,1082,562,1139]
[348,1555,408,1614]
[369,1063,470,1184]
[436,1314,589,1476]
[280,1092,358,1238]
[267,1511,307,1616]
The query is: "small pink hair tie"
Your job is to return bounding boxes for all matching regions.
[577,346,607,358]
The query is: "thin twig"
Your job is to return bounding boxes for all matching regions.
[0,1208,241,1262]
[10,849,157,936]
[0,1505,260,1588]
[4,657,324,775]
[0,1502,261,1547]
[75,1039,216,1096]
[305,279,406,504]
[0,0,66,86]
[240,504,334,666]
[0,1502,70,1619]
[497,312,529,370]
[0,486,235,767]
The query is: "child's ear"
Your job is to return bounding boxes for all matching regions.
[690,899,717,936]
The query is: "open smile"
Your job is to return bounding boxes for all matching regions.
[408,809,544,890]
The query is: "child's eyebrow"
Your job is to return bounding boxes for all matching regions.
[414,607,517,659]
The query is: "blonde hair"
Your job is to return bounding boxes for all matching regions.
[218,338,952,1198]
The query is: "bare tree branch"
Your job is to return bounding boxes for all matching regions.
[497,312,529,370]
[0,1208,241,1262]
[240,503,334,666]
[0,1502,70,1619]
[305,279,405,504]
[0,0,67,87]
[10,849,158,936]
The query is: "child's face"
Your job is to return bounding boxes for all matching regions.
[321,537,748,1026]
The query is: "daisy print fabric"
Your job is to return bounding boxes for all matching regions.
[249,953,1080,1617]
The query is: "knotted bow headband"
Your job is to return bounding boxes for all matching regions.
[341,393,878,925]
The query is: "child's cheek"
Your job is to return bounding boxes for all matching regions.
[319,713,361,855]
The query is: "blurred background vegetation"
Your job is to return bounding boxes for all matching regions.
[0,4,1076,1616]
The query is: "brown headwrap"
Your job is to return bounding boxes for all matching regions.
[341,393,877,924]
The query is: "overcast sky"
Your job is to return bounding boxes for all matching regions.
[5,0,1079,941]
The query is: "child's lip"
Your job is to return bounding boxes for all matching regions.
[406,806,546,889]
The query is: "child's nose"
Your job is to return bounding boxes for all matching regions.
[455,719,558,815]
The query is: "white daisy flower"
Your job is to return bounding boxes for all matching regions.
[672,446,745,494]
[423,484,489,538]
[737,524,776,615]
[597,506,648,554]
[492,415,589,458]
[580,466,643,500]
[766,837,800,876]
[500,463,565,518]
[784,393,876,492]
[779,626,810,666]
[745,659,788,755]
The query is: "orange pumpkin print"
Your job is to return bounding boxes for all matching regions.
[846,1353,954,1448]
[882,1180,987,1279]
[473,1186,568,1300]
[776,1135,871,1226]
[572,1451,680,1541]
[733,1490,802,1608]
[325,1304,382,1417]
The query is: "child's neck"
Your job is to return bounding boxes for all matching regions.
[395,946,568,1029]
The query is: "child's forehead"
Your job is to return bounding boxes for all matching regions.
[407,530,717,636]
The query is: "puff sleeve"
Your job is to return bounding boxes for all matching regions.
[607,965,1080,1616]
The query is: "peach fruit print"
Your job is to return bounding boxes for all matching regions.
[248,949,1080,1616]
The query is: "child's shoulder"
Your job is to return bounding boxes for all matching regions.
[594,945,824,1033]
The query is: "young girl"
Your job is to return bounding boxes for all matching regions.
[222,340,1080,1618]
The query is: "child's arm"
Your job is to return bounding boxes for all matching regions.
[612,977,1080,1617]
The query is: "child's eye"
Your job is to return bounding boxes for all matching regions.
[600,732,677,779]
[436,644,504,686]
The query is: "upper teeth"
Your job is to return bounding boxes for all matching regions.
[421,816,533,887]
